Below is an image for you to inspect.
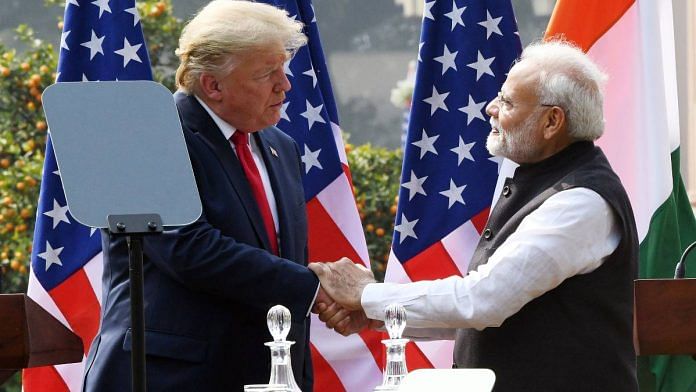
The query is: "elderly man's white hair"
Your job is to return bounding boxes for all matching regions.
[175,0,307,94]
[519,40,608,141]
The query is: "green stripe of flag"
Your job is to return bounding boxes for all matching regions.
[637,147,696,392]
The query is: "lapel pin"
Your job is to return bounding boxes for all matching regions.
[270,146,278,157]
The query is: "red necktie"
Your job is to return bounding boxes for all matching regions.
[231,132,279,255]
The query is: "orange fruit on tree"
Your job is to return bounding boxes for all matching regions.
[19,265,27,274]
[36,120,47,132]
[40,65,50,75]
[16,182,25,191]
[26,101,36,111]
[10,260,20,271]
[23,140,36,152]
[2,196,13,205]
[15,223,27,233]
[20,62,30,71]
[20,208,32,219]
[390,205,397,215]
[0,158,10,168]
[376,228,385,237]
[0,67,9,77]
[366,224,374,233]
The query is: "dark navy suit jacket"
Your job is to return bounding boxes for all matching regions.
[82,92,319,391]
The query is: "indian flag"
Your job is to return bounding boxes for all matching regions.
[545,0,696,390]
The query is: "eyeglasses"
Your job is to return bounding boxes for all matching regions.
[493,91,560,110]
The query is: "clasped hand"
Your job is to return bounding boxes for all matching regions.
[309,258,383,336]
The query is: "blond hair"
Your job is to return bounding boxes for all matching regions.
[175,0,307,94]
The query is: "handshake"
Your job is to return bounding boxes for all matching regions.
[309,258,385,336]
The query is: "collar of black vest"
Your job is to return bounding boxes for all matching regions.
[513,141,595,180]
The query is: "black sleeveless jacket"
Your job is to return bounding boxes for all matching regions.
[454,142,639,392]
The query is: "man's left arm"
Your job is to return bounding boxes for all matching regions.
[320,188,621,331]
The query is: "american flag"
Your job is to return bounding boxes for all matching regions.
[24,0,152,390]
[385,0,521,370]
[261,1,384,390]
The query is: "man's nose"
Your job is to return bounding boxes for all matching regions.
[486,99,499,117]
[276,70,291,93]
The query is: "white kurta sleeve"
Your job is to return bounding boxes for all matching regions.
[361,187,621,333]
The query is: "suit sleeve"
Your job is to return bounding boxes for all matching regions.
[139,133,319,322]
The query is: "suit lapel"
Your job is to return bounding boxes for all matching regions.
[175,92,273,252]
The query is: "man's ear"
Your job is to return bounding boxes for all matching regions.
[198,73,223,101]
[542,106,566,140]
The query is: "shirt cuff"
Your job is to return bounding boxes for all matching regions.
[361,282,384,320]
[306,282,321,317]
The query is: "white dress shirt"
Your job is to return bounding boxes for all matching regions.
[195,96,320,315]
[361,187,621,340]
[194,96,280,233]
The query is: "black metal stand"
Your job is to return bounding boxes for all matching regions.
[107,213,163,392]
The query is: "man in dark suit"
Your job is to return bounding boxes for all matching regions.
[82,1,331,390]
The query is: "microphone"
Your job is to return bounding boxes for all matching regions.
[673,240,696,279]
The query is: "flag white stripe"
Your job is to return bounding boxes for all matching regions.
[330,122,348,165]
[310,315,383,391]
[316,174,370,265]
[441,221,479,274]
[589,2,673,240]
[27,271,71,328]
[83,252,104,306]
[54,358,87,392]
[654,0,681,151]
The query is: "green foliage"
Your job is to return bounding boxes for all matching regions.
[0,25,53,292]
[138,0,184,91]
[346,143,402,281]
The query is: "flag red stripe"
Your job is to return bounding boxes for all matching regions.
[342,164,354,191]
[23,366,69,391]
[49,269,101,355]
[358,329,385,369]
[545,0,634,52]
[306,198,362,263]
[403,241,462,281]
[470,208,489,234]
[310,343,346,392]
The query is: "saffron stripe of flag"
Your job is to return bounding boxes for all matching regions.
[546,1,696,390]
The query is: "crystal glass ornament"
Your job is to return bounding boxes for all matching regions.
[265,305,301,392]
[374,303,409,391]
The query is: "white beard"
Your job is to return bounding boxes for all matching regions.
[486,110,543,163]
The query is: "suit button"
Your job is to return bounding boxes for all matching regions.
[483,228,493,240]
[502,185,511,197]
